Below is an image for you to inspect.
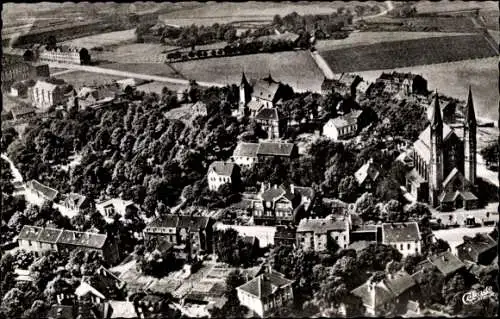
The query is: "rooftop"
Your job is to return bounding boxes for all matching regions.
[382,222,420,243]
[26,179,58,200]
[257,142,295,157]
[255,108,279,121]
[327,110,363,129]
[232,142,259,158]
[427,251,465,277]
[237,270,294,299]
[297,217,348,233]
[208,161,236,177]
[355,160,380,185]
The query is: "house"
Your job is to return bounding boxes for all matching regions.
[381,222,421,257]
[116,78,148,90]
[455,233,497,265]
[232,142,260,169]
[96,198,139,219]
[18,225,120,264]
[323,110,363,140]
[236,267,294,318]
[254,108,287,139]
[354,158,380,192]
[376,72,428,96]
[31,80,66,110]
[321,73,363,98]
[10,81,28,97]
[274,226,296,248]
[1,56,47,91]
[351,271,418,316]
[75,266,127,303]
[256,142,298,162]
[296,217,351,251]
[59,193,91,216]
[143,215,214,260]
[414,251,466,278]
[25,179,59,203]
[207,161,240,192]
[11,105,36,120]
[69,84,121,110]
[247,183,315,226]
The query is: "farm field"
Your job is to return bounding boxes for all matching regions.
[320,34,497,75]
[94,43,178,63]
[172,50,324,92]
[414,1,497,14]
[160,1,384,26]
[136,81,189,95]
[354,57,498,122]
[99,62,182,79]
[315,31,475,51]
[61,28,137,48]
[55,71,129,89]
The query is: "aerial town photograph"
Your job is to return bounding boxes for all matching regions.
[0,1,498,318]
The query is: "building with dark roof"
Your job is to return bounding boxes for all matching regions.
[323,110,364,140]
[414,250,466,278]
[321,73,363,98]
[254,108,287,140]
[207,161,240,192]
[11,105,36,120]
[144,215,215,261]
[354,158,380,192]
[381,222,421,257]
[25,179,59,202]
[376,72,428,96]
[236,267,294,318]
[60,193,92,216]
[296,217,351,251]
[256,142,298,161]
[405,88,479,210]
[17,225,119,263]
[456,233,497,265]
[232,142,260,169]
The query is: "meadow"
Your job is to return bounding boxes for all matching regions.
[55,71,128,89]
[320,34,497,74]
[94,43,178,64]
[61,29,137,48]
[98,63,182,78]
[414,1,498,14]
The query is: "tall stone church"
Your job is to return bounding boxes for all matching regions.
[406,87,480,211]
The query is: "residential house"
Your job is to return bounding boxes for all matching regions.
[456,233,497,265]
[381,222,421,257]
[17,225,119,264]
[96,198,139,219]
[75,266,127,304]
[69,84,121,110]
[59,193,91,216]
[354,158,381,192]
[1,56,48,91]
[296,217,351,251]
[321,73,363,99]
[31,80,66,110]
[351,271,418,316]
[10,82,28,97]
[414,250,466,278]
[232,142,260,169]
[11,105,36,120]
[143,215,215,260]
[274,226,296,248]
[376,72,428,96]
[256,142,298,162]
[323,110,364,140]
[254,108,287,139]
[207,161,240,192]
[236,267,294,318]
[25,179,59,204]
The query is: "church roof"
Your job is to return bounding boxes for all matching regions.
[355,160,380,185]
[442,168,463,189]
[414,124,455,161]
[464,86,476,127]
[429,92,443,127]
[252,79,281,102]
[233,142,259,158]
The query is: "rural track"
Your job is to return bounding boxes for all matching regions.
[46,62,225,88]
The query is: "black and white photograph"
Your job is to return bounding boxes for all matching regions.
[1,1,499,318]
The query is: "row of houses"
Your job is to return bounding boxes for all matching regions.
[23,44,92,65]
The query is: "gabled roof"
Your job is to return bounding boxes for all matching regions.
[26,180,58,200]
[18,225,44,241]
[252,79,281,102]
[247,99,264,112]
[38,228,63,243]
[456,233,497,262]
[146,215,211,231]
[57,230,108,249]
[208,161,236,176]
[62,193,87,209]
[237,270,294,299]
[427,251,465,277]
[34,80,61,92]
[347,240,372,252]
[355,160,380,185]
[297,218,347,233]
[261,187,286,202]
[382,222,420,243]
[255,108,279,121]
[233,142,259,158]
[75,281,107,300]
[257,142,295,157]
[327,110,363,129]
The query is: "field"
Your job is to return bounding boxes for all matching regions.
[320,34,497,75]
[94,43,178,64]
[354,57,498,121]
[315,31,475,51]
[136,81,189,95]
[172,51,324,92]
[99,62,182,78]
[160,1,384,26]
[55,71,129,88]
[414,1,498,14]
[61,28,137,48]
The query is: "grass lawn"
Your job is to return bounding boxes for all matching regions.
[61,28,137,48]
[354,57,498,122]
[99,62,182,78]
[173,50,324,92]
[414,0,497,14]
[93,43,179,64]
[55,71,128,89]
[320,34,497,74]
[315,31,475,51]
[136,81,189,95]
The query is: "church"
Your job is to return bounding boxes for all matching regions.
[405,87,480,211]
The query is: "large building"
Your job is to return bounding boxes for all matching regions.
[1,55,49,92]
[231,142,299,169]
[29,45,91,65]
[207,161,240,192]
[32,80,67,110]
[405,89,479,210]
[381,222,421,257]
[296,217,351,251]
[376,72,428,96]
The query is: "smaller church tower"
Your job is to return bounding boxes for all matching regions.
[239,72,252,108]
[429,91,444,207]
[463,86,477,185]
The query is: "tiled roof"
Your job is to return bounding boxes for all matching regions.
[355,161,380,185]
[57,230,108,249]
[382,222,420,243]
[38,228,63,243]
[297,218,347,233]
[257,142,295,157]
[252,79,281,102]
[384,271,417,296]
[347,240,372,252]
[62,193,87,209]
[338,73,362,88]
[255,108,279,121]
[11,106,35,117]
[18,225,43,241]
[146,215,211,231]
[459,191,478,201]
[456,233,497,262]
[427,251,465,277]
[233,142,259,158]
[26,180,58,200]
[328,110,363,128]
[208,161,236,176]
[237,270,293,299]
[261,186,286,202]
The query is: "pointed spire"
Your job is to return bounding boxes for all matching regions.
[464,85,477,127]
[430,90,442,127]
[240,72,249,86]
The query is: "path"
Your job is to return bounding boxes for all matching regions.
[1,153,23,183]
[52,69,78,76]
[46,62,225,88]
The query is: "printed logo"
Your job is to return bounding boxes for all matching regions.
[462,286,495,305]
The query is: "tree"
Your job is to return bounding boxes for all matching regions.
[354,192,377,221]
[223,29,237,42]
[442,273,466,314]
[357,244,402,271]
[417,267,444,306]
[214,229,256,267]
[406,202,431,220]
[1,288,25,319]
[338,176,359,203]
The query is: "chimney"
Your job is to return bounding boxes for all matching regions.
[274,184,278,189]
[290,184,294,194]
[368,157,373,164]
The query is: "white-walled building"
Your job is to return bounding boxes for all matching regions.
[323,110,363,140]
[232,142,259,169]
[296,217,351,251]
[207,161,239,192]
[381,222,421,257]
[32,80,65,110]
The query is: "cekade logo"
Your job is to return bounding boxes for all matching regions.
[462,286,495,305]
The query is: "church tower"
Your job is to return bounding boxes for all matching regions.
[429,91,444,206]
[463,86,477,185]
[239,72,251,107]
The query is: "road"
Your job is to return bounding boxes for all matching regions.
[46,62,225,88]
[353,1,394,22]
[432,225,495,251]
[1,153,23,183]
[477,154,499,187]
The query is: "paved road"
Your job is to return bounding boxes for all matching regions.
[46,62,226,88]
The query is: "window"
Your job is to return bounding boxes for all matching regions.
[335,236,339,240]
[400,244,403,250]
[407,243,411,250]
[28,240,32,247]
